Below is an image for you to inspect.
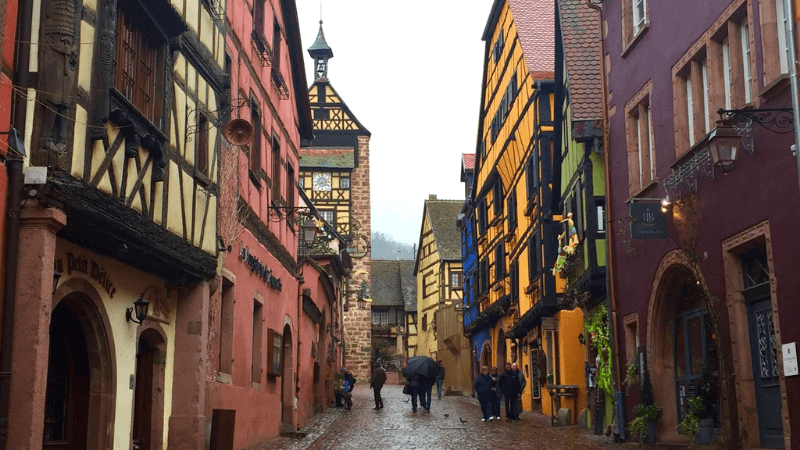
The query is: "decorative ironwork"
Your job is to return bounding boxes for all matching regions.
[661,145,715,196]
[271,69,290,100]
[186,96,250,141]
[267,205,312,223]
[756,309,779,378]
[718,108,794,135]
[252,31,273,66]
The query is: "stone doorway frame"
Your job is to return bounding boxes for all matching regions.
[721,221,790,450]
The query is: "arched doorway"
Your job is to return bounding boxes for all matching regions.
[480,341,492,369]
[43,289,115,449]
[281,324,294,430]
[647,257,718,442]
[132,328,167,450]
[496,329,507,369]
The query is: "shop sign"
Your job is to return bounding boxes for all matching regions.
[629,202,667,239]
[55,252,117,298]
[239,246,282,291]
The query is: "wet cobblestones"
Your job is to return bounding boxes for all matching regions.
[259,384,618,450]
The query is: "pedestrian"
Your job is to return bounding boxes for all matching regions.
[420,375,433,412]
[406,372,422,413]
[490,366,501,420]
[436,360,445,400]
[340,367,356,410]
[512,362,526,419]
[498,362,521,421]
[370,363,387,410]
[474,366,494,421]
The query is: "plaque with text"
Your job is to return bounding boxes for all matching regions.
[629,202,667,239]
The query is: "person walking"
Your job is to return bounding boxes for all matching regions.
[512,362,526,419]
[474,366,494,421]
[370,363,387,410]
[406,372,422,413]
[340,367,356,410]
[490,366,501,420]
[435,360,445,400]
[420,376,433,412]
[498,362,521,421]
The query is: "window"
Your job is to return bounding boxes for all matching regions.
[271,19,283,82]
[597,202,606,233]
[622,0,648,52]
[267,329,282,375]
[685,76,695,146]
[252,0,265,38]
[372,310,380,325]
[722,38,732,110]
[320,210,335,225]
[509,262,519,303]
[115,0,166,127]
[526,153,539,202]
[252,300,264,383]
[492,180,503,216]
[450,272,463,289]
[340,177,350,189]
[298,177,304,189]
[625,80,655,196]
[701,58,710,134]
[271,134,281,197]
[381,311,389,326]
[218,280,234,375]
[740,22,752,103]
[477,199,488,234]
[422,314,427,331]
[776,0,789,75]
[494,244,505,282]
[507,190,517,233]
[196,114,209,177]
[493,29,504,63]
[249,98,262,175]
[286,164,294,210]
[479,259,489,295]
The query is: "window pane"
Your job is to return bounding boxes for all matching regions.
[722,39,732,110]
[688,315,704,375]
[777,0,789,74]
[741,22,752,103]
[597,205,605,231]
[647,104,654,178]
[686,78,695,146]
[701,59,710,134]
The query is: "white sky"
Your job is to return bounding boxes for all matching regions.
[296,0,493,245]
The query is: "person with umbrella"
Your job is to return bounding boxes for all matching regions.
[402,356,439,413]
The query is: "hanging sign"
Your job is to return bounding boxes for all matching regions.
[239,246,282,291]
[629,202,667,239]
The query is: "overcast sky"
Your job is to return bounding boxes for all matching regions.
[296,0,492,245]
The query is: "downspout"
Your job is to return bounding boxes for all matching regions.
[586,0,625,439]
[784,0,800,195]
[0,0,33,444]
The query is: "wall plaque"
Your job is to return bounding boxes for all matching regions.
[629,202,667,239]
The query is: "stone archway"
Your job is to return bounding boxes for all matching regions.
[47,277,116,450]
[646,250,709,443]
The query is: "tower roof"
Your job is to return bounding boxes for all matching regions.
[307,20,334,59]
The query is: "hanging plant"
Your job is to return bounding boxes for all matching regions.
[586,305,613,397]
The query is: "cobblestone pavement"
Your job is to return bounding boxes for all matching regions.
[259,384,618,450]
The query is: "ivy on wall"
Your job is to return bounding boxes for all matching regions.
[586,305,613,397]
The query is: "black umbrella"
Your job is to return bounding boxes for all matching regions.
[402,356,439,379]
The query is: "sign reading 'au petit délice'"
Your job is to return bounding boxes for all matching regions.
[55,252,117,299]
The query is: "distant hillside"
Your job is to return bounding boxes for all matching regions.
[370,232,415,260]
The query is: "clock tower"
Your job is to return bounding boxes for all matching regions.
[300,21,373,381]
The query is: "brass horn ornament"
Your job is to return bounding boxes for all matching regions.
[224,118,254,146]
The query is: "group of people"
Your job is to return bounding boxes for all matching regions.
[474,362,526,422]
[404,360,445,413]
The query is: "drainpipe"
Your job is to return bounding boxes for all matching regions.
[586,0,625,440]
[784,0,800,194]
[0,0,33,444]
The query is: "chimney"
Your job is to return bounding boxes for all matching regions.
[428,194,437,200]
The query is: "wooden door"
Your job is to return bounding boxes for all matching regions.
[132,339,155,450]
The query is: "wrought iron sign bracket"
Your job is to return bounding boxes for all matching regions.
[267,205,312,223]
[718,107,794,155]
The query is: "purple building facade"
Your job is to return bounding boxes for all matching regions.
[603,0,798,447]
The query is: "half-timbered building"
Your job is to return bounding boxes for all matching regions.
[301,21,373,381]
[413,196,465,393]
[466,0,562,417]
[370,259,415,382]
[4,0,226,447]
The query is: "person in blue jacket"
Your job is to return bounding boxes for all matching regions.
[474,366,494,421]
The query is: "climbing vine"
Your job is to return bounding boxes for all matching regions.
[586,305,613,397]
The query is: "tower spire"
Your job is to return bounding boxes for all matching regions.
[307,19,334,81]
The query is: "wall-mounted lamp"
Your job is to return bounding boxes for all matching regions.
[707,120,739,174]
[52,269,62,295]
[521,341,528,354]
[301,218,319,246]
[126,295,150,324]
[357,297,367,310]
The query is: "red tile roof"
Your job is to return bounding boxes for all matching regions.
[463,153,475,171]
[558,0,603,120]
[509,0,555,79]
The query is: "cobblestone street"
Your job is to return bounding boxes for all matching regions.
[260,384,617,450]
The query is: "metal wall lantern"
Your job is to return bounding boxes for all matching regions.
[52,270,62,295]
[126,295,150,324]
[301,218,319,246]
[357,297,367,310]
[707,120,739,173]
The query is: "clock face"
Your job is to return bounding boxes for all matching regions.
[312,172,332,191]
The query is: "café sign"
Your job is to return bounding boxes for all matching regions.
[55,252,117,298]
[239,246,283,291]
[629,201,667,239]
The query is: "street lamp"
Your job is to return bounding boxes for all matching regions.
[301,218,319,246]
[707,119,739,173]
[126,295,150,324]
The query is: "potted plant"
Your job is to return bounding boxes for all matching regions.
[677,396,701,445]
[628,367,661,445]
[695,363,718,445]
[546,372,554,385]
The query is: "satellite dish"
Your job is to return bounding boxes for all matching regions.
[223,118,254,146]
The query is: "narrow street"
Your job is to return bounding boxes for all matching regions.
[260,385,616,450]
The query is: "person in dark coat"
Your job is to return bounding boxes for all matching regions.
[474,366,494,421]
[513,362,526,418]
[419,375,433,412]
[370,363,387,409]
[340,367,356,410]
[436,360,445,400]
[490,366,501,420]
[498,362,521,421]
[406,372,422,413]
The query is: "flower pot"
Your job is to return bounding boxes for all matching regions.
[644,418,657,444]
[696,417,714,445]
